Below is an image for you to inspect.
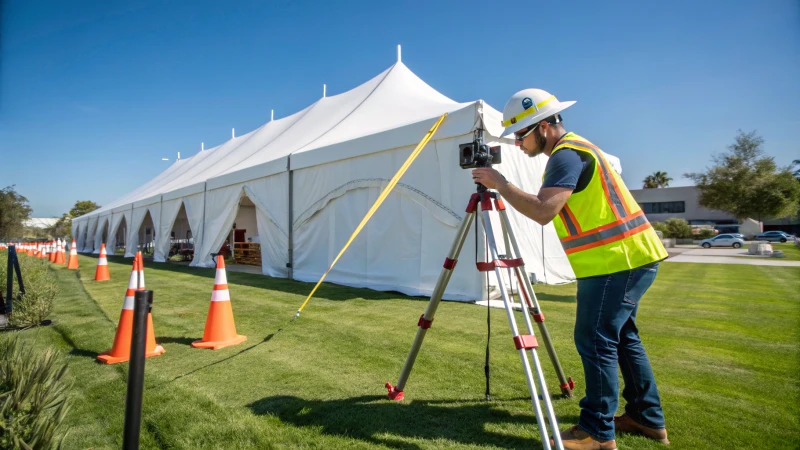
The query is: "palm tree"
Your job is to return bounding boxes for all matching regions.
[642,171,673,188]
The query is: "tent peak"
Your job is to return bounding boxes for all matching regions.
[397,44,401,63]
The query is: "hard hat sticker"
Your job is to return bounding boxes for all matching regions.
[522,97,533,110]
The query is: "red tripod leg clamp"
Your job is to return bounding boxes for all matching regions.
[477,258,523,272]
[418,315,433,329]
[385,382,405,401]
[495,258,523,268]
[494,198,506,210]
[480,193,493,211]
[532,312,545,323]
[560,377,575,391]
[443,258,457,270]
[466,194,480,213]
[476,262,495,272]
[513,335,539,350]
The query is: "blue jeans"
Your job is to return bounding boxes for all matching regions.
[574,262,665,441]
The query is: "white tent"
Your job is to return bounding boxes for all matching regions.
[73,53,622,301]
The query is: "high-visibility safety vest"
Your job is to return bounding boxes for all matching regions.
[546,132,668,278]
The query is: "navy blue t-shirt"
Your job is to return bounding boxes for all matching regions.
[541,146,595,193]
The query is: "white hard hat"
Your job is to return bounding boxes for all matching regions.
[500,88,575,138]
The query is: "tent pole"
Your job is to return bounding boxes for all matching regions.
[158,196,164,261]
[288,160,294,280]
[200,182,207,265]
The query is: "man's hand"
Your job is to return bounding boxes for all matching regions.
[471,168,507,190]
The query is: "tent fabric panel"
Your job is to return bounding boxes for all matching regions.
[290,103,478,171]
[126,206,149,257]
[154,199,182,262]
[74,220,84,251]
[82,216,98,253]
[291,185,480,301]
[92,215,111,254]
[190,185,243,268]
[106,211,126,257]
[242,174,289,278]
[291,137,484,300]
[182,193,206,261]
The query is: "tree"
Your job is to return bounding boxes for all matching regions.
[684,130,800,223]
[45,200,101,240]
[651,218,693,239]
[69,201,100,218]
[0,186,33,240]
[792,159,800,181]
[45,214,72,239]
[642,171,673,188]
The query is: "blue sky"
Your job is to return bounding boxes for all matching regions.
[2,0,798,217]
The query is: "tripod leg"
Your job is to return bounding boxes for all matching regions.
[386,207,477,400]
[497,207,574,398]
[480,208,561,450]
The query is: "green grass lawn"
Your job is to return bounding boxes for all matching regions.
[9,255,800,449]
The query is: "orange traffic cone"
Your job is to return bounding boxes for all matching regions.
[41,242,49,260]
[97,254,165,364]
[192,255,247,350]
[55,239,66,265]
[49,240,57,262]
[67,239,79,269]
[94,244,111,281]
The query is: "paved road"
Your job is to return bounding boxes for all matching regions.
[664,246,800,267]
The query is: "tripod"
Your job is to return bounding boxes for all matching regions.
[385,184,573,450]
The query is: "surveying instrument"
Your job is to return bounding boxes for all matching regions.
[385,129,573,450]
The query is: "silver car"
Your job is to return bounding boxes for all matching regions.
[699,233,745,248]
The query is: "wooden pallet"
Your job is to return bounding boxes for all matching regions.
[233,242,261,266]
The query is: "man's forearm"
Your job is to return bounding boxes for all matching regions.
[496,182,552,225]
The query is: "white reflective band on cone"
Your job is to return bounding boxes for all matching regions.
[211,289,231,302]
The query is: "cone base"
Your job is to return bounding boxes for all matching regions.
[96,345,166,365]
[191,335,247,350]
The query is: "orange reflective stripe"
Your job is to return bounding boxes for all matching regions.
[564,221,653,255]
[561,210,645,243]
[558,140,630,219]
[563,204,582,234]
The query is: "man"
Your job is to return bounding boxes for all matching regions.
[471,89,670,450]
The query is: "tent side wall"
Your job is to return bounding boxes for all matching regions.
[189,174,289,277]
[290,134,484,301]
[81,216,98,253]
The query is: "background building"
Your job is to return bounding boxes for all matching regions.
[22,218,59,229]
[629,186,763,237]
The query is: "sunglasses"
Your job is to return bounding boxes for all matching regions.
[514,122,541,143]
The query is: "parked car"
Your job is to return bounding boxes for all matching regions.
[753,231,795,243]
[699,234,745,248]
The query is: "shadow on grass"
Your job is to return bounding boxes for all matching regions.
[51,322,102,361]
[101,254,428,304]
[248,394,573,449]
[152,332,280,388]
[158,336,196,346]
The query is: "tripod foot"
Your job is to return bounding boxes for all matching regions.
[385,382,405,401]
[560,377,575,398]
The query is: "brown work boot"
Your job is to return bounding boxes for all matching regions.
[550,425,617,450]
[614,413,670,445]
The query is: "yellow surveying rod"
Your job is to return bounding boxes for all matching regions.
[292,112,449,320]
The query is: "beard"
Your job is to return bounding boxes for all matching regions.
[523,131,547,157]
